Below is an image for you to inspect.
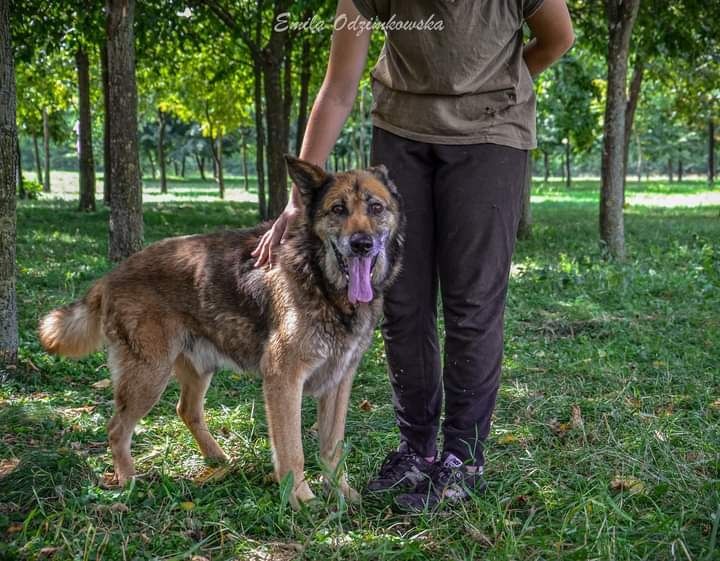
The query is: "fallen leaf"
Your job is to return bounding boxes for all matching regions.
[498,433,519,445]
[179,501,195,511]
[654,430,667,442]
[62,405,96,417]
[610,476,645,495]
[359,399,373,412]
[465,525,493,547]
[6,522,23,534]
[194,465,231,485]
[0,458,20,478]
[191,557,210,561]
[549,419,571,437]
[710,399,720,411]
[570,405,584,430]
[92,379,112,390]
[38,547,60,558]
[110,502,129,513]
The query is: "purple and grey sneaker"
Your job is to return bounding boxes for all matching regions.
[394,452,487,512]
[366,443,435,493]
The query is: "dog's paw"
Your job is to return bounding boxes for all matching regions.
[289,481,316,510]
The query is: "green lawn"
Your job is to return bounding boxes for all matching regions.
[2,179,719,560]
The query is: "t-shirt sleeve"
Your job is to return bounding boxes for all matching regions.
[523,0,545,19]
[351,0,377,20]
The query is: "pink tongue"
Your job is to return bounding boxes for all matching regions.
[348,256,374,304]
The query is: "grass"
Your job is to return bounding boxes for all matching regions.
[2,176,719,560]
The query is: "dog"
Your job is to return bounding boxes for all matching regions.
[38,155,404,508]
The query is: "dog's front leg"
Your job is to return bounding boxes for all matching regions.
[318,372,361,503]
[262,373,315,508]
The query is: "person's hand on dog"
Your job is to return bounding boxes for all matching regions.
[252,188,302,267]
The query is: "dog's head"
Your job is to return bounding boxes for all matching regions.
[285,155,404,304]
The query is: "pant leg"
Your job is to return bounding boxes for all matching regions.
[432,143,527,465]
[371,127,441,458]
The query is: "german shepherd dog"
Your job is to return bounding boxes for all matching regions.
[39,156,404,508]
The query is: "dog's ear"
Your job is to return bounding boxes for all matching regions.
[368,164,400,200]
[285,155,328,202]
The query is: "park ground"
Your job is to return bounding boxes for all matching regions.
[1,173,719,560]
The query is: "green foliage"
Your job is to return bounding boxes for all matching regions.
[20,178,43,199]
[3,182,719,560]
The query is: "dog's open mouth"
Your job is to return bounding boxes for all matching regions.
[331,243,380,305]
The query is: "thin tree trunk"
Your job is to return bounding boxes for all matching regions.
[42,107,50,192]
[635,131,642,184]
[565,139,571,189]
[210,133,225,199]
[518,152,533,240]
[253,2,267,219]
[76,47,96,212]
[599,0,640,260]
[16,134,25,199]
[180,155,185,178]
[677,157,682,183]
[172,160,179,176]
[543,149,549,182]
[0,0,18,370]
[709,119,715,186]
[622,55,644,201]
[107,0,143,262]
[241,138,249,191]
[101,40,111,205]
[295,34,311,154]
[158,108,167,194]
[264,0,292,218]
[146,149,156,179]
[33,134,43,184]
[195,154,206,180]
[667,158,673,182]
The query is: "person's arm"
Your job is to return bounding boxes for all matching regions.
[523,0,575,77]
[253,0,372,267]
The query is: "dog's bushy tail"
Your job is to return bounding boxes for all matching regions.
[39,282,104,359]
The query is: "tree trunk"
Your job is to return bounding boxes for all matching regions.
[76,47,96,212]
[158,108,167,194]
[253,42,267,217]
[172,160,179,176]
[667,158,673,182]
[33,134,43,185]
[295,34,311,154]
[101,40,111,205]
[16,134,25,199]
[146,149,156,179]
[565,139,571,189]
[600,0,640,260]
[42,107,50,192]
[241,139,249,191]
[263,0,292,218]
[195,154,206,180]
[709,119,715,186]
[0,0,18,370]
[622,56,644,201]
[677,157,682,183]
[107,0,143,262]
[213,134,224,199]
[543,149,549,182]
[518,152,533,240]
[180,155,185,178]
[635,131,642,184]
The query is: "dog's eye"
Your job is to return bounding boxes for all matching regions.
[370,202,384,215]
[331,204,346,215]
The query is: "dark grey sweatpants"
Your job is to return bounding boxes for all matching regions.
[370,126,527,466]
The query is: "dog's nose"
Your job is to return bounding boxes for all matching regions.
[349,233,374,256]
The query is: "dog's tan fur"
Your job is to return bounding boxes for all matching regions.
[39,157,404,508]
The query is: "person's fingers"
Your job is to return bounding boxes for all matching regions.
[253,231,272,267]
[267,222,286,265]
[251,230,269,256]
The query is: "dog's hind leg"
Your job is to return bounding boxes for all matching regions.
[318,373,361,503]
[174,355,228,461]
[262,373,315,508]
[106,344,172,485]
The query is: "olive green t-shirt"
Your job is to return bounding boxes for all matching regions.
[351,0,544,148]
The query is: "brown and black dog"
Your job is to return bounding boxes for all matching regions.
[39,156,404,508]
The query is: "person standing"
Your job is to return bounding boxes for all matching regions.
[254,0,574,511]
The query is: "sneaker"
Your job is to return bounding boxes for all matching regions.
[366,443,435,493]
[393,452,486,512]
